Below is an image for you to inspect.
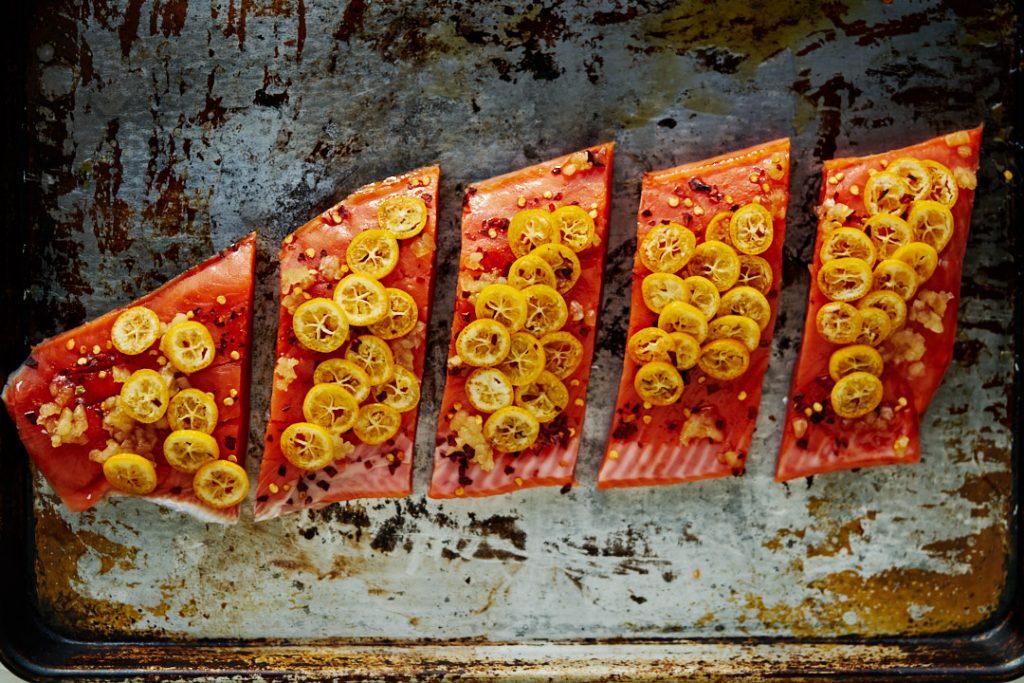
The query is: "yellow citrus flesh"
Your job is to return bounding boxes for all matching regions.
[353,403,402,445]
[639,223,696,273]
[815,301,863,345]
[334,274,389,327]
[641,272,690,314]
[377,195,428,239]
[313,358,371,403]
[281,422,335,470]
[292,298,349,353]
[830,371,884,418]
[103,453,158,495]
[373,365,421,413]
[474,284,528,332]
[496,332,546,386]
[303,383,360,434]
[455,319,512,368]
[344,335,396,385]
[346,229,399,278]
[120,369,170,424]
[633,361,684,406]
[193,460,249,509]
[162,321,216,374]
[465,368,514,413]
[167,389,219,434]
[367,288,419,340]
[698,338,750,381]
[163,429,220,473]
[484,406,540,453]
[111,306,161,355]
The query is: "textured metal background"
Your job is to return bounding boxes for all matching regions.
[15,0,1018,651]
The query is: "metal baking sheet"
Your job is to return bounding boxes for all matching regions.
[2,0,1020,678]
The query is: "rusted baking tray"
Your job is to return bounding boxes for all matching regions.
[1,1,1021,680]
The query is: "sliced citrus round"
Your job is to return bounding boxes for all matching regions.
[120,369,170,424]
[313,358,371,403]
[281,422,335,470]
[377,195,428,239]
[475,284,528,332]
[103,453,157,495]
[166,388,219,434]
[816,257,873,302]
[855,306,894,347]
[907,200,955,252]
[820,227,877,267]
[455,318,512,367]
[353,403,402,445]
[698,338,750,381]
[686,240,740,292]
[507,209,558,258]
[921,159,958,208]
[859,290,907,330]
[873,259,918,301]
[496,332,546,386]
[816,301,863,345]
[483,406,540,453]
[193,459,249,509]
[639,222,696,273]
[729,202,774,255]
[465,368,514,413]
[704,211,733,244]
[830,371,883,418]
[886,157,932,201]
[346,229,399,278]
[707,315,761,352]
[666,332,700,371]
[515,371,569,423]
[829,345,884,382]
[626,327,671,364]
[373,365,421,413]
[539,331,584,379]
[533,243,581,293]
[719,286,772,331]
[641,272,690,314]
[303,383,360,433]
[161,321,216,374]
[633,361,684,406]
[682,275,721,319]
[163,429,220,473]
[892,242,938,283]
[551,205,596,252]
[658,301,708,343]
[367,288,418,339]
[293,298,349,353]
[522,284,568,337]
[507,253,557,289]
[736,255,773,295]
[111,306,161,355]
[865,214,913,260]
[863,171,911,215]
[334,274,389,326]
[345,335,396,385]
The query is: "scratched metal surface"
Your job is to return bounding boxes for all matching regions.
[16,0,1017,647]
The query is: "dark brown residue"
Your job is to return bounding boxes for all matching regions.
[467,514,527,551]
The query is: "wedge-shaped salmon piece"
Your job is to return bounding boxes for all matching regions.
[4,234,256,522]
[600,140,790,487]
[431,145,613,498]
[776,128,982,481]
[255,167,438,519]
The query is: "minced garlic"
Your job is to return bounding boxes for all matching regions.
[274,356,301,391]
